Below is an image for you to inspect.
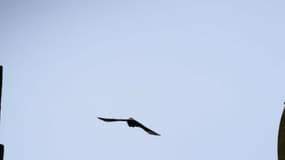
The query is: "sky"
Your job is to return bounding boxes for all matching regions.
[1,0,285,160]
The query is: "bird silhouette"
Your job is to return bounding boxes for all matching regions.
[98,117,160,136]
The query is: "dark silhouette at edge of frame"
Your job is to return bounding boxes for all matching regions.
[0,65,2,120]
[98,117,160,136]
[0,65,4,160]
[278,103,285,160]
[0,144,3,160]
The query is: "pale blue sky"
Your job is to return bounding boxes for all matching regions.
[1,0,285,160]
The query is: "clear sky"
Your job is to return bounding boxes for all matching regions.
[1,0,285,160]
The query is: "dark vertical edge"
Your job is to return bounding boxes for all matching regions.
[0,144,3,160]
[0,66,4,160]
[278,106,285,160]
[0,65,2,119]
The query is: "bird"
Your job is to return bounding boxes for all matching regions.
[98,117,160,136]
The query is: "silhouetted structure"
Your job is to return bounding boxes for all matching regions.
[278,104,285,160]
[0,144,3,160]
[98,117,160,136]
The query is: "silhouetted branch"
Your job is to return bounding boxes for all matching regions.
[278,104,285,160]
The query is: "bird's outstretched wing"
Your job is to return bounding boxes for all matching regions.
[98,117,161,136]
[133,120,161,136]
[98,117,128,122]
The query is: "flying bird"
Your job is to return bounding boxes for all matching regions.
[98,117,160,136]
